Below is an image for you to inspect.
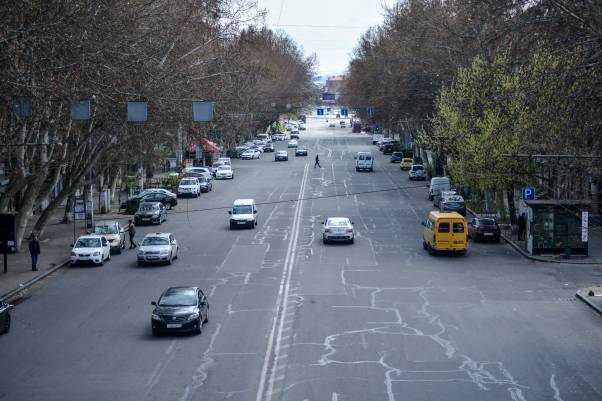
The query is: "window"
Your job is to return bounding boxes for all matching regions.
[359,155,365,160]
[453,222,464,233]
[438,222,450,233]
[366,155,372,160]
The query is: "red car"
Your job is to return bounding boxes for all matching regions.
[468,218,501,242]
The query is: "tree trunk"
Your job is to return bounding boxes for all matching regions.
[63,194,74,224]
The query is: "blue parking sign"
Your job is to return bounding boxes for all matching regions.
[317,108,324,116]
[522,187,535,200]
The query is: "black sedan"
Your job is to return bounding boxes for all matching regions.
[198,176,213,193]
[0,301,13,334]
[151,287,209,336]
[141,192,178,208]
[134,202,167,225]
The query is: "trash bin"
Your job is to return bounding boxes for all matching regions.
[126,197,142,215]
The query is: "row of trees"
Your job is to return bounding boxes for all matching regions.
[0,0,316,248]
[344,0,601,208]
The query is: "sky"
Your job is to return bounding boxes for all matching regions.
[256,0,396,77]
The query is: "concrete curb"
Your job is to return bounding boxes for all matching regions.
[576,288,602,317]
[466,207,601,266]
[0,260,70,303]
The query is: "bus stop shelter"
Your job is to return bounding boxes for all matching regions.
[526,200,590,256]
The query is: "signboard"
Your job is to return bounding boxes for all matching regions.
[192,101,214,122]
[367,107,374,117]
[317,108,324,116]
[581,211,589,242]
[522,187,535,200]
[70,100,91,121]
[127,101,148,122]
[0,214,17,254]
[340,108,348,116]
[74,197,85,220]
[322,93,335,101]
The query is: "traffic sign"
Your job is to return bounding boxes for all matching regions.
[522,187,535,200]
[317,108,324,116]
[340,108,348,116]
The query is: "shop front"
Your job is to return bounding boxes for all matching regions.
[526,200,590,256]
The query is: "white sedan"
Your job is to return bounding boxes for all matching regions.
[241,149,261,160]
[71,235,111,266]
[216,165,234,179]
[288,139,298,148]
[322,217,354,244]
[137,233,178,266]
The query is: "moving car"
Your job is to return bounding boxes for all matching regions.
[140,188,177,199]
[340,120,346,128]
[299,122,306,130]
[322,217,354,244]
[183,167,212,179]
[408,164,427,180]
[0,301,13,334]
[273,133,286,141]
[216,165,234,179]
[275,150,288,161]
[295,146,308,156]
[468,217,501,242]
[151,287,209,336]
[263,143,275,152]
[93,220,125,254]
[241,149,261,160]
[71,235,111,266]
[137,232,178,266]
[217,157,232,165]
[135,202,167,225]
[399,158,413,170]
[422,211,467,255]
[229,198,257,229]
[390,152,403,163]
[211,161,224,176]
[290,131,300,139]
[178,177,201,198]
[288,139,298,148]
[198,176,212,192]
[428,176,451,201]
[355,151,374,172]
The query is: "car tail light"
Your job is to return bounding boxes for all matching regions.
[346,229,353,233]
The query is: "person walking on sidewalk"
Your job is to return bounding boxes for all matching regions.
[124,220,137,249]
[28,233,41,271]
[314,154,321,168]
[517,212,526,241]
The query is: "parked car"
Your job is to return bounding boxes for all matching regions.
[290,131,300,139]
[408,164,427,180]
[0,301,14,334]
[177,177,201,198]
[135,202,167,225]
[71,235,111,266]
[93,220,125,254]
[139,188,177,199]
[322,217,354,244]
[435,190,458,208]
[263,143,275,152]
[428,176,451,201]
[468,217,501,243]
[216,165,234,179]
[295,146,308,156]
[137,232,178,266]
[390,152,403,163]
[440,195,466,216]
[288,139,298,148]
[241,149,261,160]
[183,167,212,179]
[151,287,209,336]
[210,161,224,176]
[275,150,289,161]
[198,176,212,192]
[141,191,177,208]
[399,158,413,170]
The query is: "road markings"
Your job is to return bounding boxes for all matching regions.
[255,161,310,401]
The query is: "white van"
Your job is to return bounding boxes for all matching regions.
[228,199,257,229]
[355,152,374,172]
[428,177,451,201]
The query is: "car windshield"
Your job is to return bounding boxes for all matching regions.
[75,238,101,248]
[139,203,159,212]
[442,202,462,208]
[142,237,169,246]
[412,165,424,170]
[327,219,349,227]
[158,289,197,307]
[198,177,208,183]
[94,225,118,235]
[213,162,223,168]
[180,179,195,185]
[218,166,231,171]
[480,218,497,226]
[233,205,253,214]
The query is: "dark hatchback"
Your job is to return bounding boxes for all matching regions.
[198,176,213,193]
[151,287,209,336]
[468,217,501,242]
[390,152,403,163]
[141,192,178,208]
[134,202,167,225]
[0,301,13,334]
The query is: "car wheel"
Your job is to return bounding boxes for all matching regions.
[356,167,359,172]
[116,246,122,254]
[349,237,354,244]
[99,258,104,267]
[174,247,178,259]
[203,308,209,323]
[193,318,202,335]
[167,252,172,265]
[369,168,373,172]
[230,223,235,230]
[423,241,428,250]
[107,252,111,261]
[137,261,144,267]
[323,236,328,244]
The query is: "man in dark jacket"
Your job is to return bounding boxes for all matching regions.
[124,220,137,248]
[29,233,41,271]
[314,154,321,168]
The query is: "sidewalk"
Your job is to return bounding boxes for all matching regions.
[576,286,602,316]
[0,196,129,302]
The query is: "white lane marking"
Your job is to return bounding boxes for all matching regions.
[550,374,564,401]
[255,161,310,401]
[332,392,339,401]
[165,339,177,355]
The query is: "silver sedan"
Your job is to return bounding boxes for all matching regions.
[322,217,354,244]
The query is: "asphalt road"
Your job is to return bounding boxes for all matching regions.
[1,118,601,401]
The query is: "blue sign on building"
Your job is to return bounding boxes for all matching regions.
[340,108,348,116]
[317,108,324,116]
[522,187,535,200]
[367,107,374,117]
